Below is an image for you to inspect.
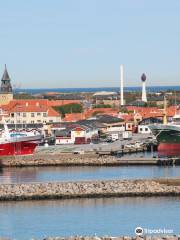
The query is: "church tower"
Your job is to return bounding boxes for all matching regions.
[0,65,13,106]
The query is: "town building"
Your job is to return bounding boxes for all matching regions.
[55,123,99,145]
[0,65,13,105]
[92,91,120,107]
[95,115,125,133]
[0,99,61,124]
[138,117,162,134]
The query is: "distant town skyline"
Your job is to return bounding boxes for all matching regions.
[0,0,180,88]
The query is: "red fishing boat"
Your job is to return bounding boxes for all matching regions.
[0,121,42,156]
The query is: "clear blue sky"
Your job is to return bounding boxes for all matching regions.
[0,0,180,88]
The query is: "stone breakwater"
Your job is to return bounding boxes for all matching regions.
[44,236,180,240]
[0,153,159,167]
[0,178,180,201]
[0,236,179,240]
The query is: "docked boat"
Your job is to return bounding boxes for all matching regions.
[149,114,180,156]
[0,122,42,156]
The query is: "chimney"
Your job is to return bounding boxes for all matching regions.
[120,65,124,106]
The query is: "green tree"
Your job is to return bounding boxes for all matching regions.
[14,93,35,99]
[53,103,83,117]
[92,104,112,108]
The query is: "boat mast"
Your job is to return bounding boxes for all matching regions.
[163,95,167,125]
[175,91,177,115]
[2,116,10,139]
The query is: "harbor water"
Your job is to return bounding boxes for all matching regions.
[0,165,180,183]
[0,151,179,239]
[0,197,179,239]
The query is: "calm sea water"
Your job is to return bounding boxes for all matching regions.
[0,165,180,184]
[0,197,179,239]
[15,86,180,94]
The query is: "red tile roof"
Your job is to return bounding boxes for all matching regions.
[1,99,81,109]
[48,100,81,106]
[1,99,60,117]
[120,114,134,121]
[84,108,119,118]
[10,105,48,112]
[63,113,85,122]
[118,106,178,123]
[48,107,60,117]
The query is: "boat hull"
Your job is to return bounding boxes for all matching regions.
[149,124,180,156]
[158,143,180,157]
[0,141,37,156]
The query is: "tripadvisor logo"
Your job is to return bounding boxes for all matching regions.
[135,227,143,236]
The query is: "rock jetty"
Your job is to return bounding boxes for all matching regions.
[0,178,180,201]
[0,236,179,240]
[43,236,180,240]
[0,153,162,167]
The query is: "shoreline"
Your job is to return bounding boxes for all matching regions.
[0,178,180,201]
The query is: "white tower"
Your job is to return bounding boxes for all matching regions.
[120,65,124,106]
[141,73,147,102]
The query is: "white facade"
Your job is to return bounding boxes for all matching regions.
[55,127,99,145]
[122,131,132,139]
[56,137,74,145]
[109,133,119,141]
[71,127,98,142]
[138,125,151,134]
[107,125,125,132]
[3,111,61,124]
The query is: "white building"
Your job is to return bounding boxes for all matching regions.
[55,125,99,145]
[138,125,151,134]
[1,100,61,124]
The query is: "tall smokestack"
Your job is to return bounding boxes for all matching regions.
[120,65,124,106]
[141,73,147,102]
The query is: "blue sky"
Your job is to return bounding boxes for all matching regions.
[0,0,180,88]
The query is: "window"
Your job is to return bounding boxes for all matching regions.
[31,120,34,124]
[49,120,53,123]
[145,128,148,131]
[11,113,14,118]
[140,128,143,131]
[37,120,41,123]
[23,113,26,117]
[16,112,20,116]
[43,113,47,117]
[11,121,14,124]
[17,120,21,124]
[37,113,41,116]
[31,113,35,117]
[23,121,26,124]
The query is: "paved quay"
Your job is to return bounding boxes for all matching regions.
[0,153,155,167]
[0,153,179,167]
[0,178,180,201]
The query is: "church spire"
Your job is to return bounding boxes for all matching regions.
[1,64,11,81]
[1,65,12,93]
